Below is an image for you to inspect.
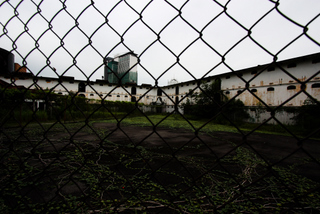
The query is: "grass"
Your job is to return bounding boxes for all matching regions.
[105,113,303,137]
[1,113,320,213]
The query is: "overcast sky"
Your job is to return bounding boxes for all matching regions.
[1,0,319,86]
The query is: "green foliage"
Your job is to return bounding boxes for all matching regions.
[292,98,320,135]
[1,121,319,213]
[183,80,249,124]
[0,87,140,125]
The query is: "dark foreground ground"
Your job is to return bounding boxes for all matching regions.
[1,122,320,213]
[94,122,320,181]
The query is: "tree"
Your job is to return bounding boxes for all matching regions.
[293,98,320,135]
[184,79,249,124]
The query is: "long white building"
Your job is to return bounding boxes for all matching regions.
[1,52,320,124]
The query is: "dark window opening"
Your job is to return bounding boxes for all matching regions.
[251,89,257,93]
[90,94,94,96]
[117,95,120,97]
[78,82,86,92]
[287,85,296,90]
[267,67,275,71]
[78,94,85,97]
[131,96,136,102]
[175,96,179,104]
[267,87,274,91]
[157,88,162,96]
[175,86,179,95]
[311,83,320,88]
[237,90,242,94]
[312,58,320,64]
[287,63,296,68]
[225,91,230,94]
[131,87,136,95]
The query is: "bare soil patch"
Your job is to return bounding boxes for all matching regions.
[93,122,320,181]
[1,122,320,213]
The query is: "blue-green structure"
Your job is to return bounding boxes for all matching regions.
[104,52,138,84]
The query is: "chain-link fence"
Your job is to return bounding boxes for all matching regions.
[1,0,320,213]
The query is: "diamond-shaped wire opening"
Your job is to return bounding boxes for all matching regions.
[1,0,320,213]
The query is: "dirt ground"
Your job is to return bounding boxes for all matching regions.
[2,121,320,212]
[90,122,320,181]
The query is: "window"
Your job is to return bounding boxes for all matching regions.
[99,84,103,86]
[90,94,94,96]
[267,67,275,71]
[175,86,179,95]
[312,58,320,64]
[251,89,257,93]
[287,85,296,90]
[131,87,136,95]
[117,95,120,97]
[157,88,162,96]
[78,82,86,92]
[267,87,274,91]
[225,91,230,94]
[175,96,179,104]
[287,63,296,68]
[237,90,242,94]
[311,83,320,88]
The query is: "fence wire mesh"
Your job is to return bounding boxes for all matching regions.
[1,0,320,213]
